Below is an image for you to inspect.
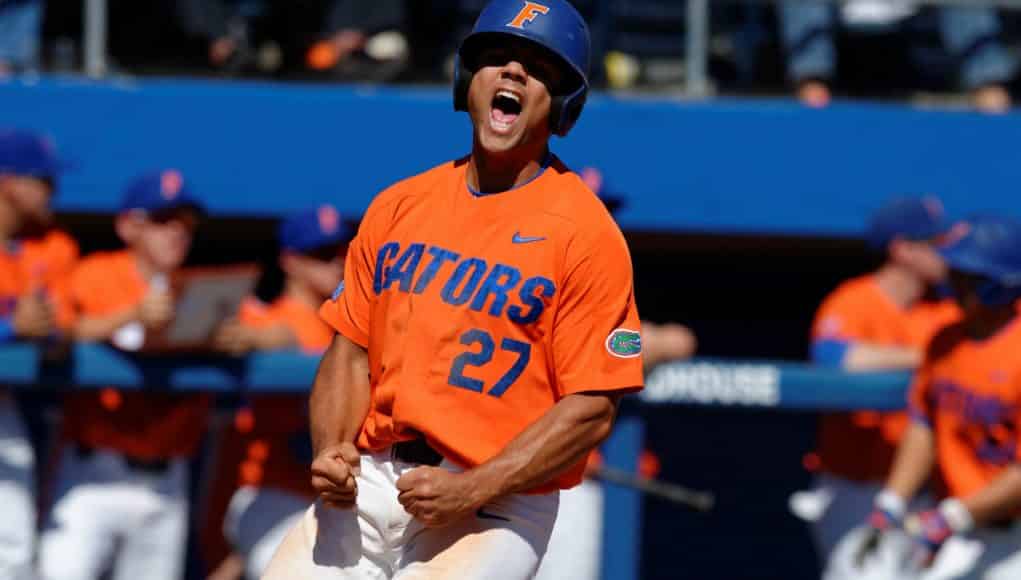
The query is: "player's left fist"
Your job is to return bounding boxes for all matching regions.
[395,466,486,528]
[905,499,973,568]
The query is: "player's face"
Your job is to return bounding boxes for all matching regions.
[0,175,54,231]
[284,244,346,299]
[467,39,561,155]
[133,208,199,272]
[893,239,947,284]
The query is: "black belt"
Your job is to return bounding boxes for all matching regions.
[391,438,444,466]
[74,445,172,475]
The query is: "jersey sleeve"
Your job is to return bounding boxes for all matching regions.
[319,195,390,348]
[552,223,644,397]
[810,289,869,367]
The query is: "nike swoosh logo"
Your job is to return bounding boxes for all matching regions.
[512,232,546,244]
[476,508,510,522]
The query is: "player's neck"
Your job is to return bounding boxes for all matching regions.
[467,143,548,194]
[874,264,926,309]
[129,250,167,282]
[284,279,325,311]
[0,204,17,246]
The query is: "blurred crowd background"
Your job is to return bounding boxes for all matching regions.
[4,0,1021,109]
[3,1,1021,580]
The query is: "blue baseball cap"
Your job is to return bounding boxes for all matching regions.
[120,169,204,214]
[0,129,71,180]
[866,195,948,250]
[279,205,351,253]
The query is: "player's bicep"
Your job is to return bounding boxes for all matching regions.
[552,230,643,398]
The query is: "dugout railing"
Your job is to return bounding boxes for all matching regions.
[0,342,912,580]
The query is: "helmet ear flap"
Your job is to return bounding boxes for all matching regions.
[453,55,473,112]
[549,87,587,137]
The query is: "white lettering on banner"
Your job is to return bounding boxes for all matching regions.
[641,363,781,407]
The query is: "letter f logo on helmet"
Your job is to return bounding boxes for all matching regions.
[507,1,550,29]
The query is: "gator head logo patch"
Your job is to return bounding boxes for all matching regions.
[606,328,641,358]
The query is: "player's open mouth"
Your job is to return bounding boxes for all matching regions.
[490,89,522,133]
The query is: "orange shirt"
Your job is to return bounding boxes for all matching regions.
[909,317,1021,500]
[320,157,644,491]
[0,230,78,332]
[61,250,210,459]
[811,275,959,481]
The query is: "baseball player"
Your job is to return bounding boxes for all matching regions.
[852,215,1021,579]
[796,196,961,573]
[38,170,210,580]
[0,129,77,580]
[205,205,349,580]
[263,1,644,578]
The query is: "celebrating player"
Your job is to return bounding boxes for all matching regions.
[263,1,645,578]
[854,215,1021,579]
[795,196,960,572]
[38,170,209,580]
[205,205,348,580]
[0,129,77,579]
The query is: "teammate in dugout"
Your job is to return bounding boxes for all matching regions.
[0,129,77,580]
[204,205,349,580]
[39,170,209,580]
[850,215,1021,579]
[792,196,960,572]
[262,1,645,578]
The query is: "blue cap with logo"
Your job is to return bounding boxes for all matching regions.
[866,195,948,250]
[120,169,204,214]
[0,129,71,180]
[279,204,350,253]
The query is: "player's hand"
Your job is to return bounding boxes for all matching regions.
[310,442,361,509]
[12,293,55,339]
[138,287,174,330]
[212,318,254,356]
[395,466,486,528]
[854,491,905,567]
[904,509,954,568]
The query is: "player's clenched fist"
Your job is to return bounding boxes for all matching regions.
[396,467,487,528]
[311,442,361,509]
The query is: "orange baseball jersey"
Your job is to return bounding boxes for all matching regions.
[61,250,210,459]
[909,316,1021,500]
[319,156,644,491]
[811,275,960,482]
[0,230,79,332]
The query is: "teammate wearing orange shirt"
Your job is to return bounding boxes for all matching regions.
[263,2,644,578]
[205,205,348,580]
[38,170,208,580]
[0,129,77,579]
[852,215,1021,579]
[795,196,960,572]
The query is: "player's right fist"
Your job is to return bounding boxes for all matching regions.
[310,442,361,509]
[138,287,174,330]
[13,293,55,339]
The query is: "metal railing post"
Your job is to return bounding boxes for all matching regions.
[686,0,710,97]
[84,0,108,78]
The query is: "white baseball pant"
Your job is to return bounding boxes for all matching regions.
[262,448,559,580]
[38,447,189,580]
[533,477,603,580]
[0,395,35,580]
[224,486,309,580]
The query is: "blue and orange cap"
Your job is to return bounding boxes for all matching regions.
[120,169,204,214]
[0,129,72,180]
[866,195,948,250]
[279,205,351,253]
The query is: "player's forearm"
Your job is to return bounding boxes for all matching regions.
[962,465,1021,527]
[464,392,620,501]
[73,308,140,341]
[844,343,922,371]
[885,421,935,500]
[309,334,371,455]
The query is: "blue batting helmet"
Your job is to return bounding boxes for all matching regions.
[939,215,1021,306]
[453,0,591,137]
